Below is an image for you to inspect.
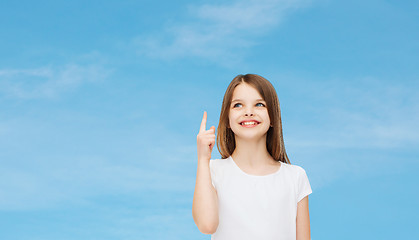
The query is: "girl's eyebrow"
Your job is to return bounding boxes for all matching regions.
[231,98,265,103]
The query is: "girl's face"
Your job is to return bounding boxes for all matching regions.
[228,82,271,141]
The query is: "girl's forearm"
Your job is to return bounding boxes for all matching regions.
[192,159,219,234]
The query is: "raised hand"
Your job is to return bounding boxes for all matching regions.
[197,111,216,162]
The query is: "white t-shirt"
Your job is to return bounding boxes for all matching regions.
[209,155,312,240]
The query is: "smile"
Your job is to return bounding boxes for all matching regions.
[240,121,260,127]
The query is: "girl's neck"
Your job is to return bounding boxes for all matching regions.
[231,136,275,168]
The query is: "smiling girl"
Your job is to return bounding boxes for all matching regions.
[192,74,312,240]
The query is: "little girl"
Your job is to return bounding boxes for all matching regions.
[192,74,312,240]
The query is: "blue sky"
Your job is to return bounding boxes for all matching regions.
[0,0,418,239]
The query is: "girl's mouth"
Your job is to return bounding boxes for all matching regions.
[240,121,260,127]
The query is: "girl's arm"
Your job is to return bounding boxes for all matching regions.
[192,159,219,234]
[192,112,219,234]
[296,195,311,240]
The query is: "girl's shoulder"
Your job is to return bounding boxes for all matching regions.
[282,162,309,176]
[209,157,233,174]
[209,158,231,185]
[285,162,306,170]
[209,157,231,167]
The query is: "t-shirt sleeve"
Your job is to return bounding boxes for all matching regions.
[209,160,217,189]
[297,167,313,203]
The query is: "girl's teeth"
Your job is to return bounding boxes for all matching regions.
[242,122,257,125]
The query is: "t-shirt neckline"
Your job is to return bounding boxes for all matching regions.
[228,155,283,177]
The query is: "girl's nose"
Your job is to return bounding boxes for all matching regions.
[244,105,255,116]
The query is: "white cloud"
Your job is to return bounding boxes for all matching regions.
[192,0,303,30]
[133,0,310,62]
[273,74,419,188]
[274,74,419,150]
[0,119,196,210]
[0,154,191,210]
[0,64,110,99]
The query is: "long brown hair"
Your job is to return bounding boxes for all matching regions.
[216,74,291,164]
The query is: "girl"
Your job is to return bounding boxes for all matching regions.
[192,74,312,240]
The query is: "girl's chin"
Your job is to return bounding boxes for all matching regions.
[231,126,269,135]
[232,132,268,140]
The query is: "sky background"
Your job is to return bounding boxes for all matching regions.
[0,0,418,239]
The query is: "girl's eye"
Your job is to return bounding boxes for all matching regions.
[232,102,265,108]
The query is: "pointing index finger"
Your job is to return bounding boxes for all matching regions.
[199,111,207,133]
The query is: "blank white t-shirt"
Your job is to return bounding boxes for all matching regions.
[209,155,312,240]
